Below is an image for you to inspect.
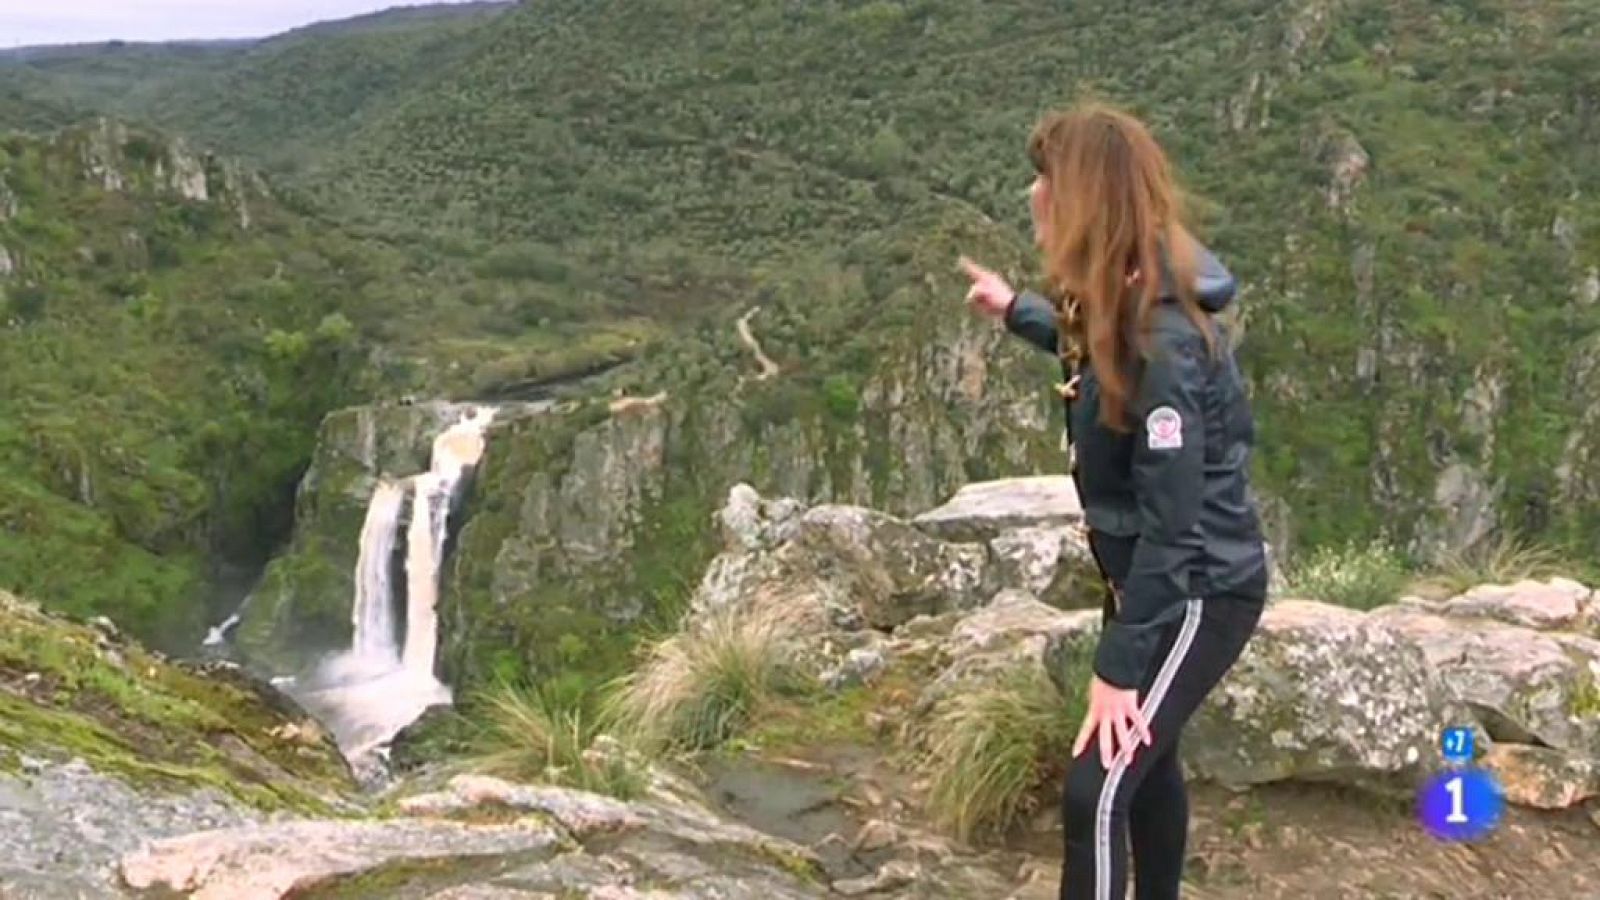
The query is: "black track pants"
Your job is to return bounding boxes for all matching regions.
[1060,594,1264,900]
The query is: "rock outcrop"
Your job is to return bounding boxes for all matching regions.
[122,818,564,900]
[1186,600,1464,790]
[911,477,1083,543]
[122,774,829,900]
[49,119,257,222]
[683,483,1600,809]
[2,758,261,900]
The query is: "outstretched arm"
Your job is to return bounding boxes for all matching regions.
[1003,290,1059,355]
[961,257,1059,356]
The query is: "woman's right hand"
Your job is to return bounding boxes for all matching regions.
[960,257,1015,320]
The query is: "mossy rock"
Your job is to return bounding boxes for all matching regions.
[0,589,356,813]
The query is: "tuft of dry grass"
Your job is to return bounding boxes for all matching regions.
[916,660,1088,842]
[607,601,809,755]
[465,681,643,799]
[1423,533,1573,597]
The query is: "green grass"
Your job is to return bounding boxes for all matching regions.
[739,683,884,752]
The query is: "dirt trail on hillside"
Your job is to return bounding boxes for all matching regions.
[737,307,780,382]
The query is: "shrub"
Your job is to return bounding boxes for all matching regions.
[6,284,47,322]
[1284,539,1410,610]
[476,242,571,283]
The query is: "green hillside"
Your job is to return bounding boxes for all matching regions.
[0,4,511,176]
[0,123,371,644]
[328,0,1600,551]
[0,119,647,649]
[0,66,81,132]
[6,0,1600,615]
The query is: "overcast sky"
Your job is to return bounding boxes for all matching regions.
[1,1,480,47]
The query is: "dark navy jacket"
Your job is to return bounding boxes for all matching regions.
[1004,247,1268,689]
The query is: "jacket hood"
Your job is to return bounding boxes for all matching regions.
[1157,243,1237,313]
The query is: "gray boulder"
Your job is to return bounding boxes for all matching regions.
[1410,578,1596,633]
[1369,606,1600,753]
[121,819,565,899]
[797,506,989,630]
[987,525,1102,610]
[1186,601,1464,791]
[121,774,830,900]
[922,590,1098,708]
[693,491,989,633]
[912,477,1082,544]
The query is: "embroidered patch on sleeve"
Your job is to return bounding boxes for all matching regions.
[1146,406,1183,450]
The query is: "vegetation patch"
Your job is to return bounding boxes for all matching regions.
[1569,673,1600,721]
[1283,540,1412,611]
[1421,534,1580,597]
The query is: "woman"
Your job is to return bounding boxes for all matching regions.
[962,104,1269,900]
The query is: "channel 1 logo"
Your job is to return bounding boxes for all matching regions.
[1417,726,1504,842]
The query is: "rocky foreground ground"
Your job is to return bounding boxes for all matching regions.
[4,479,1600,898]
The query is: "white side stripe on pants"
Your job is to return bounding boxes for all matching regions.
[1093,597,1204,900]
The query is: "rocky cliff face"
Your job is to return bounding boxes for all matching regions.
[436,300,1062,691]
[58,117,259,226]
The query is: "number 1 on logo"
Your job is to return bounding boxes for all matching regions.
[1445,776,1468,824]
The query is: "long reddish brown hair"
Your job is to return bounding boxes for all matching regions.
[1028,104,1212,431]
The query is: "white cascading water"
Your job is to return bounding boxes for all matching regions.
[350,480,408,663]
[402,412,491,674]
[288,406,496,768]
[201,615,241,649]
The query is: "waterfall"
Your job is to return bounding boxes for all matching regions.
[286,405,496,769]
[351,480,407,664]
[201,614,242,649]
[402,410,491,675]
[200,563,268,655]
[402,473,448,675]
